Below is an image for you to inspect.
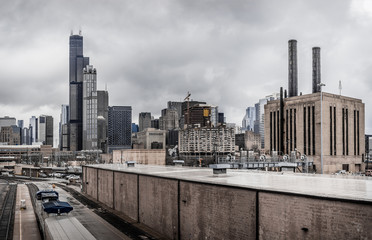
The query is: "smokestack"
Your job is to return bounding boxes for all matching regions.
[312,47,321,93]
[288,40,298,97]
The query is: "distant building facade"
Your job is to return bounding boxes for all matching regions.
[137,128,166,150]
[178,127,235,154]
[97,90,109,153]
[0,116,16,129]
[139,112,151,132]
[108,106,132,153]
[29,116,38,144]
[59,105,70,151]
[0,126,21,145]
[82,65,98,150]
[242,107,256,132]
[159,108,179,131]
[38,115,53,146]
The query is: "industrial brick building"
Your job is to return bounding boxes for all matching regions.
[265,92,365,174]
[263,40,366,174]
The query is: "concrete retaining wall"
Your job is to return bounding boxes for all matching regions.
[82,166,372,239]
[113,172,138,221]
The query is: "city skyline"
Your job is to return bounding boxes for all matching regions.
[1,0,372,147]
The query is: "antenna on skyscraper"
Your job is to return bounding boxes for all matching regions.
[105,83,107,91]
[339,80,342,96]
[71,30,73,36]
[79,26,82,36]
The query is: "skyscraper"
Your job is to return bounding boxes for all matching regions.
[38,115,53,146]
[139,112,151,132]
[242,107,256,131]
[97,90,109,153]
[29,116,38,144]
[82,65,98,150]
[59,105,69,150]
[108,106,132,153]
[69,32,90,151]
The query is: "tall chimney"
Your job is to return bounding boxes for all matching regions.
[288,40,298,97]
[312,47,321,93]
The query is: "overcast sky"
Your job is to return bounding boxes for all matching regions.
[1,0,372,147]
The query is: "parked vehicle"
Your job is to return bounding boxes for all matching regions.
[20,199,26,209]
[39,173,48,178]
[335,170,346,175]
[365,170,372,176]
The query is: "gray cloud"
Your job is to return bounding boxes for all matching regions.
[1,0,372,147]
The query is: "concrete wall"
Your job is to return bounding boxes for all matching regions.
[259,192,372,239]
[85,167,98,200]
[139,176,178,239]
[83,166,372,240]
[180,182,256,239]
[113,172,138,221]
[97,169,113,208]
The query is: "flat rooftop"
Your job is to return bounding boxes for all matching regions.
[87,164,372,203]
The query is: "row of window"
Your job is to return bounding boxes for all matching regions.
[269,105,361,156]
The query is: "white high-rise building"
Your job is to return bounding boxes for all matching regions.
[242,107,256,132]
[29,116,38,144]
[83,65,98,150]
[38,115,53,146]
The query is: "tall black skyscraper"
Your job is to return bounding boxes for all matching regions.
[108,106,132,153]
[69,32,89,151]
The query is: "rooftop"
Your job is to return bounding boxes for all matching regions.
[88,164,372,203]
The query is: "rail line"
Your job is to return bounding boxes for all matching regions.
[0,184,17,240]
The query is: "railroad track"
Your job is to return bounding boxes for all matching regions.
[0,183,17,240]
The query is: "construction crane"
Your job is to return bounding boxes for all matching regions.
[184,92,191,127]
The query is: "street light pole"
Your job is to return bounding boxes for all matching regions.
[318,83,326,174]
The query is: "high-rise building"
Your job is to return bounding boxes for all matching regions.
[108,106,132,153]
[38,115,53,146]
[0,125,21,145]
[139,112,151,132]
[132,123,139,133]
[17,120,24,144]
[254,103,260,134]
[82,65,98,150]
[0,116,16,130]
[151,119,159,129]
[97,90,109,153]
[242,107,256,132]
[218,112,225,125]
[59,105,70,151]
[159,108,179,130]
[69,32,90,151]
[22,127,31,145]
[17,120,24,129]
[29,116,38,144]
